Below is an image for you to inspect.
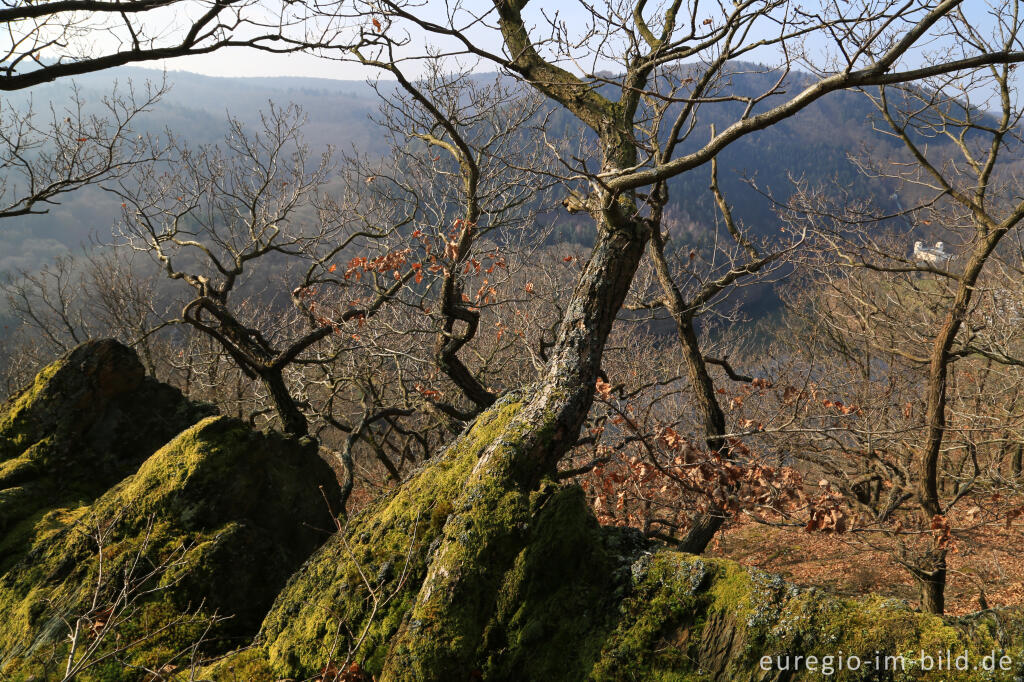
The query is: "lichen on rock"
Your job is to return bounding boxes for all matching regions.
[217,395,530,680]
[208,387,1024,681]
[1,415,340,679]
[8,342,1024,681]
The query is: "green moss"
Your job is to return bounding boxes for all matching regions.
[589,551,1024,681]
[394,390,595,669]
[203,648,278,681]
[0,340,216,568]
[209,386,1024,681]
[209,396,526,680]
[12,346,1012,680]
[0,415,339,680]
[480,484,641,680]
[0,360,64,459]
[379,394,566,680]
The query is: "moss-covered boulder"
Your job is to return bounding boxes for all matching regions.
[254,397,529,678]
[206,396,1024,682]
[0,344,340,680]
[0,339,215,567]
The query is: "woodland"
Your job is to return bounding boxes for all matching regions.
[4,1,1024,680]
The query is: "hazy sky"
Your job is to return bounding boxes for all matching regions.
[160,48,379,81]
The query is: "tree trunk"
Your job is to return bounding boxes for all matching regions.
[919,574,946,615]
[918,235,1006,517]
[648,231,730,554]
[380,212,650,680]
[912,552,947,615]
[516,213,651,479]
[261,369,307,437]
[678,511,726,554]
[671,310,730,554]
[915,236,1006,615]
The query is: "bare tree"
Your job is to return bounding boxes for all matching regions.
[285,63,556,510]
[342,0,1024,481]
[643,148,805,551]
[113,104,347,436]
[0,79,168,223]
[7,8,1024,674]
[294,0,1024,670]
[765,21,1024,612]
[0,1,345,90]
[0,0,347,225]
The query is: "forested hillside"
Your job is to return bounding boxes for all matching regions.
[0,64,904,274]
[0,69,385,273]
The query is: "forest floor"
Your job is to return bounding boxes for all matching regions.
[710,517,1024,616]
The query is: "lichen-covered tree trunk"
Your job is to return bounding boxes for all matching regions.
[379,212,649,679]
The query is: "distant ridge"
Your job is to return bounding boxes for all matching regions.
[0,61,960,277]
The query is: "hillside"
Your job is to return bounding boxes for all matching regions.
[0,68,388,273]
[0,64,903,275]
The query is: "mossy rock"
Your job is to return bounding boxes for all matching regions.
[589,552,1024,681]
[206,396,1024,682]
[239,396,530,679]
[0,411,340,680]
[0,339,216,568]
[10,348,1023,680]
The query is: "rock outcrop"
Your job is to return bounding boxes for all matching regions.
[0,341,339,680]
[4,343,1024,681]
[207,396,1024,682]
[0,339,216,567]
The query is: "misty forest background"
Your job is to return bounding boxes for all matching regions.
[0,64,902,276]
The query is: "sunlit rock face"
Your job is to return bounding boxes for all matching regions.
[0,341,339,680]
[0,338,216,560]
